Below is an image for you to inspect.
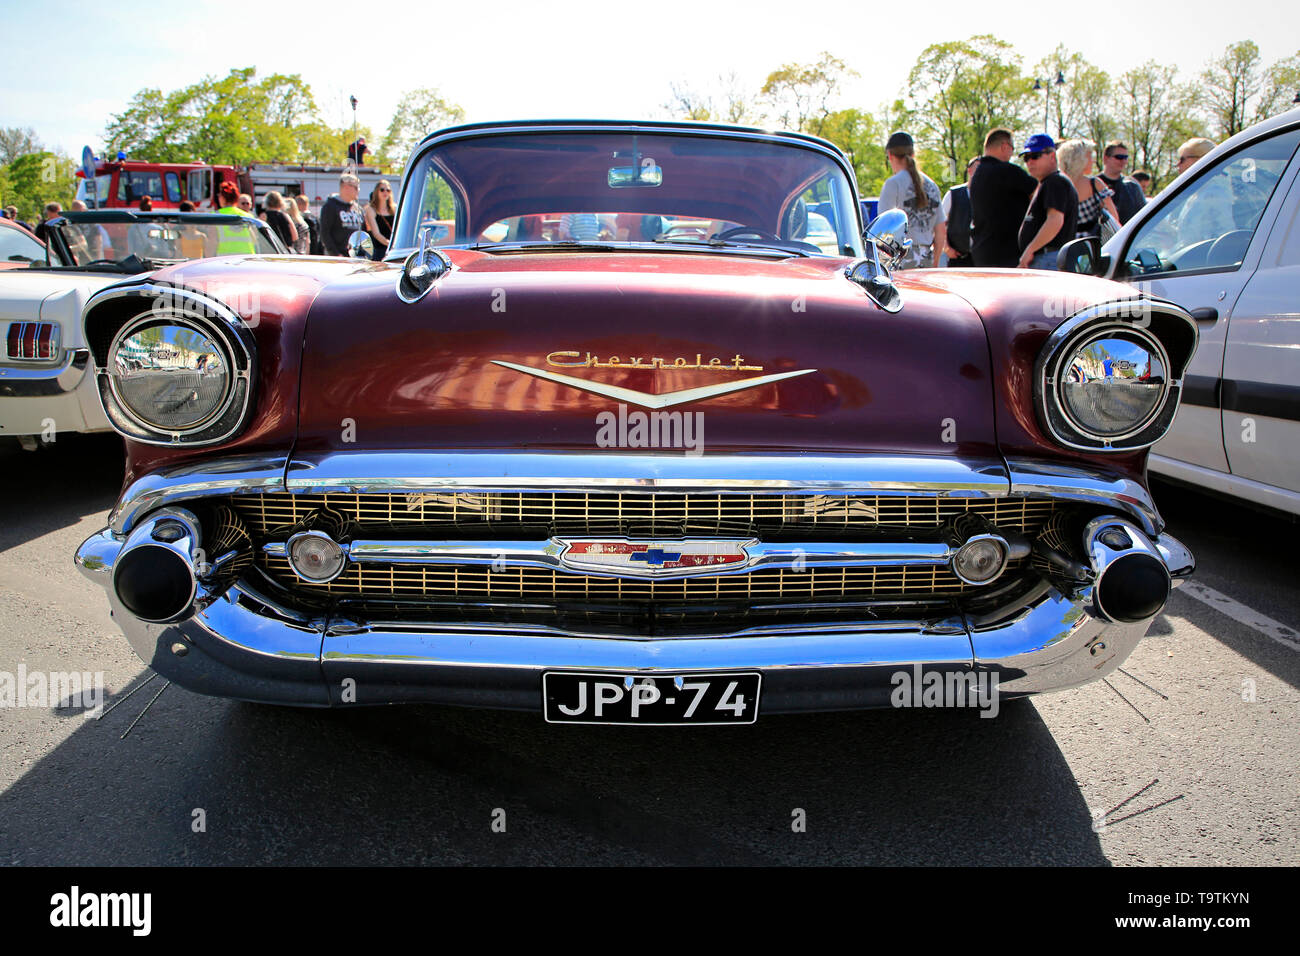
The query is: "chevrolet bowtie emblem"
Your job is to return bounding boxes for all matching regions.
[491,360,816,409]
[557,537,757,577]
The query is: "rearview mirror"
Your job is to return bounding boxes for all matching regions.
[347,230,374,259]
[608,159,662,188]
[1056,236,1105,275]
[864,208,910,268]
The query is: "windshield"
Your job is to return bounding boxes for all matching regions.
[48,216,281,269]
[1,224,45,264]
[394,129,864,257]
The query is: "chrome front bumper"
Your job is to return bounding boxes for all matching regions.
[76,451,1192,713]
[75,527,1193,712]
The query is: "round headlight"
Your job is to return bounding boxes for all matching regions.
[1057,330,1167,440]
[108,320,232,432]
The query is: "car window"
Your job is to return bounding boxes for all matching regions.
[165,172,182,203]
[1124,127,1300,278]
[0,225,45,263]
[126,171,165,202]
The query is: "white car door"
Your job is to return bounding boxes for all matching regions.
[1219,161,1300,509]
[1118,125,1300,478]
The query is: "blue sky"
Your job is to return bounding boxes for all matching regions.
[2,0,1297,157]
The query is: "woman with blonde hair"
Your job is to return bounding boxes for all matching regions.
[283,193,310,254]
[1057,139,1121,240]
[877,131,946,269]
[364,179,397,260]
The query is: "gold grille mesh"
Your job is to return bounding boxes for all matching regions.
[230,491,1052,606]
[231,491,1056,537]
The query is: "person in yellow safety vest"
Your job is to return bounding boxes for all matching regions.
[215,181,259,255]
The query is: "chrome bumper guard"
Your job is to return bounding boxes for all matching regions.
[76,521,1193,713]
[78,452,1189,713]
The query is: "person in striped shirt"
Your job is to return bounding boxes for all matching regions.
[559,212,602,241]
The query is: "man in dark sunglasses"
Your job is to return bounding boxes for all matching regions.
[1016,133,1078,270]
[1098,140,1146,224]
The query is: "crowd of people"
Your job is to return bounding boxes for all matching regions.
[4,131,1218,270]
[213,175,390,259]
[874,127,1202,270]
[1,172,398,262]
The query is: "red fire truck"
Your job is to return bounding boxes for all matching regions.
[76,159,400,211]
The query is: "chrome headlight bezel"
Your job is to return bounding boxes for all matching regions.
[1034,300,1197,452]
[88,284,257,447]
[107,313,237,435]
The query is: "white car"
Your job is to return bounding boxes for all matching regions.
[1,210,284,447]
[1060,106,1300,515]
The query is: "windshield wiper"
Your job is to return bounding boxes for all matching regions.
[470,240,618,252]
[650,235,811,257]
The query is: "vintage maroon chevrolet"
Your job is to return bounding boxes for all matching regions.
[75,120,1197,724]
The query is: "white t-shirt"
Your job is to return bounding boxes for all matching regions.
[878,168,946,265]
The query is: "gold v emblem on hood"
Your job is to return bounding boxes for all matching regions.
[491,361,817,409]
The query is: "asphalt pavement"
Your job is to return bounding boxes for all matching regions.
[0,433,1295,865]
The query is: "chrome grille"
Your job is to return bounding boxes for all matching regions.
[261,554,1020,601]
[231,491,1056,537]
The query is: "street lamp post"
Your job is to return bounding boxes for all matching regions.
[1033,71,1067,134]
[350,95,358,169]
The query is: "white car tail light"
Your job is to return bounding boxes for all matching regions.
[5,322,60,361]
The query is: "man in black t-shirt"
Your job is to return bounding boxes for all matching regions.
[969,128,1038,267]
[1096,141,1146,224]
[1017,134,1078,270]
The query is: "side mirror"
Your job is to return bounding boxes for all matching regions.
[864,209,910,268]
[347,230,374,259]
[1056,236,1106,276]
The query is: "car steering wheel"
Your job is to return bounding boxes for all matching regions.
[1206,229,1252,267]
[715,226,784,243]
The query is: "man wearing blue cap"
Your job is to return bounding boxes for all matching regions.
[1017,133,1078,270]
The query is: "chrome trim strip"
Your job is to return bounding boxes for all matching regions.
[1005,458,1161,536]
[0,348,89,395]
[266,536,963,580]
[110,455,289,534]
[283,451,1012,495]
[112,451,1161,539]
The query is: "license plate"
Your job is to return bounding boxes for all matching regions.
[542,672,761,725]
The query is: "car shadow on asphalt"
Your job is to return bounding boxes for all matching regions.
[0,679,1108,865]
[0,434,124,555]
[1152,479,1300,692]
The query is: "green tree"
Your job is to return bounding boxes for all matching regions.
[759,52,857,137]
[104,68,346,166]
[0,151,76,222]
[663,73,761,125]
[1114,61,1200,188]
[818,108,888,195]
[903,36,1031,190]
[0,127,44,167]
[1255,51,1300,124]
[1199,40,1268,138]
[378,88,466,167]
[1033,46,1114,147]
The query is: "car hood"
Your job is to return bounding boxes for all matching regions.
[293,250,999,459]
